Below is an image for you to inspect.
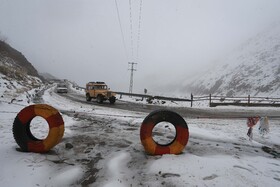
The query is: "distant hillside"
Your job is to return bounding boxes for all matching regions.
[185,23,280,97]
[0,40,40,78]
[0,40,43,99]
[39,72,58,80]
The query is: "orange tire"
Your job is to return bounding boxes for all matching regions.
[13,104,64,153]
[140,110,189,155]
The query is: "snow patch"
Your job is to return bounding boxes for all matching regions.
[103,152,131,187]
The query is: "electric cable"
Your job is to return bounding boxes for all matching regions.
[136,0,143,62]
[114,0,129,61]
[129,0,134,61]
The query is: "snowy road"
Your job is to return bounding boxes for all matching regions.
[63,88,280,119]
[1,85,280,187]
[45,86,280,186]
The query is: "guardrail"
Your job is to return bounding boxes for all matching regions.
[72,85,280,107]
[193,94,280,107]
[115,92,191,102]
[117,92,280,107]
[72,86,192,103]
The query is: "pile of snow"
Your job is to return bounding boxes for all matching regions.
[117,94,192,108]
[0,72,43,104]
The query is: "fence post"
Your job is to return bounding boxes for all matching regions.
[248,95,250,105]
[191,93,193,107]
[209,94,212,107]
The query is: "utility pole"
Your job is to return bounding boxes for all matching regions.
[128,62,137,94]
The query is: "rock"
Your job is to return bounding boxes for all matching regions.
[65,143,74,149]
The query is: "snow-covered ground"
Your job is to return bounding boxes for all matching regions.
[1,82,280,186]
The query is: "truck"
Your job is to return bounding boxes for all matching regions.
[56,83,68,93]
[85,82,116,104]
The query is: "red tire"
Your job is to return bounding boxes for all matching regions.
[13,104,64,153]
[140,110,189,155]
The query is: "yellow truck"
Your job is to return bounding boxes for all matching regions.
[85,82,116,104]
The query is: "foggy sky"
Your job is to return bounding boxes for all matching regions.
[1,0,280,94]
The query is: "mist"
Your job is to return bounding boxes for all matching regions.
[1,0,280,94]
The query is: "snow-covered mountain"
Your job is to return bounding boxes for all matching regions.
[0,40,40,77]
[0,40,42,100]
[185,23,280,97]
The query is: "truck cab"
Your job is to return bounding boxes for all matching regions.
[85,82,116,104]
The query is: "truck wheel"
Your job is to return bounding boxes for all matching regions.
[97,95,103,103]
[109,97,116,104]
[86,94,92,101]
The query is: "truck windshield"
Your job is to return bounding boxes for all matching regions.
[58,84,67,87]
[95,85,107,90]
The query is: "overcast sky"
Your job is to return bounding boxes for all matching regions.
[1,0,280,94]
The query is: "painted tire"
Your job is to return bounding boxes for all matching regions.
[140,110,189,155]
[13,104,64,153]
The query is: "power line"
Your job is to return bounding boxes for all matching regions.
[114,0,128,60]
[136,0,143,62]
[116,0,143,93]
[128,62,137,94]
[128,0,142,94]
[129,0,134,61]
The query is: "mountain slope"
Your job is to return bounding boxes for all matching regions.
[0,40,40,77]
[185,23,280,97]
[0,40,42,100]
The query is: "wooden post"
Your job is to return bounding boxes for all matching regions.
[248,95,250,105]
[209,94,212,107]
[191,93,193,107]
